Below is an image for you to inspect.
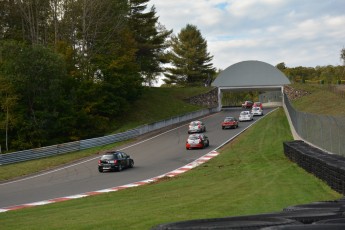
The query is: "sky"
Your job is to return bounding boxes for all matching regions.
[148,0,345,71]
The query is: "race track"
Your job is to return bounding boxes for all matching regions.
[0,108,275,209]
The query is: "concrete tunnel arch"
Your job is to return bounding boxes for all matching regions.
[211,60,291,109]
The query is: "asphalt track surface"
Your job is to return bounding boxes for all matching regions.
[0,108,274,209]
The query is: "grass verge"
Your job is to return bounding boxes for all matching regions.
[290,83,345,116]
[0,108,341,229]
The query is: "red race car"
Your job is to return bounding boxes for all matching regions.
[253,102,263,109]
[221,116,239,129]
[242,100,253,108]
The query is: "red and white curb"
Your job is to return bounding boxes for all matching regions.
[0,150,220,213]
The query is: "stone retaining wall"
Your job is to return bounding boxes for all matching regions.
[184,87,218,108]
[284,85,310,100]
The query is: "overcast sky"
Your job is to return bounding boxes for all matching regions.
[148,0,345,70]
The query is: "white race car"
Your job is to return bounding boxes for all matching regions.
[251,107,263,116]
[239,111,253,121]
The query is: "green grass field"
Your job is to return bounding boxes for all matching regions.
[0,108,341,230]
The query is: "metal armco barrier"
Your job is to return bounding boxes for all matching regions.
[0,107,219,165]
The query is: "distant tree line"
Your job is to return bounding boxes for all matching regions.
[276,49,345,84]
[0,0,216,152]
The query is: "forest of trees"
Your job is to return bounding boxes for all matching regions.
[0,0,217,152]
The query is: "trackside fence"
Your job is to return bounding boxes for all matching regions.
[0,107,219,165]
[284,92,345,157]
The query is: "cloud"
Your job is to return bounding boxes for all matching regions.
[149,0,345,69]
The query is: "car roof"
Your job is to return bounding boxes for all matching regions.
[104,151,121,155]
[188,133,202,138]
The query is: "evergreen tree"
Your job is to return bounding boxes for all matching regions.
[341,48,345,79]
[164,24,215,86]
[128,0,172,86]
[341,48,345,65]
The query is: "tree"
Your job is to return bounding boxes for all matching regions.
[164,24,215,86]
[15,0,53,44]
[0,0,24,41]
[341,48,345,79]
[127,0,172,86]
[0,75,18,152]
[61,0,129,80]
[341,48,345,65]
[320,65,337,84]
[276,62,286,71]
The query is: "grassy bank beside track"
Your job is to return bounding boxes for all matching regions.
[1,108,341,230]
[288,83,345,116]
[113,86,210,132]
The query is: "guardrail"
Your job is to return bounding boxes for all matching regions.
[0,107,219,165]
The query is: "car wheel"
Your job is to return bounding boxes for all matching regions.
[117,165,122,172]
[222,126,224,129]
[207,140,210,147]
[129,160,134,168]
[98,168,103,173]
